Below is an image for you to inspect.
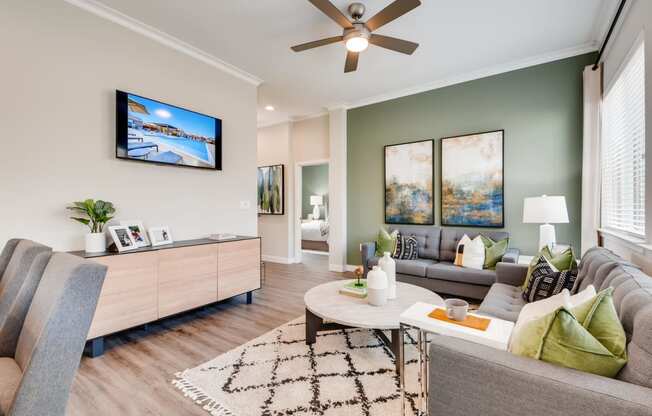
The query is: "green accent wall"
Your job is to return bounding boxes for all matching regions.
[302,164,329,219]
[347,53,595,264]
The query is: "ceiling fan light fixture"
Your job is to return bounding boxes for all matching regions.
[345,36,369,52]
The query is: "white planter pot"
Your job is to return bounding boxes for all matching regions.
[367,266,388,307]
[378,252,396,300]
[85,232,106,253]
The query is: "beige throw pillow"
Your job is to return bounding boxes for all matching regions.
[454,234,471,266]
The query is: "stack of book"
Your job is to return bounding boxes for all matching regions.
[339,280,367,298]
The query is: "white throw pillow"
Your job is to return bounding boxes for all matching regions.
[461,236,485,270]
[569,285,597,307]
[454,234,471,266]
[508,289,571,352]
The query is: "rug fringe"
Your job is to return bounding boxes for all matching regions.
[172,371,236,416]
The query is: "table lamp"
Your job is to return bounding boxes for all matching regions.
[523,195,569,250]
[310,195,323,220]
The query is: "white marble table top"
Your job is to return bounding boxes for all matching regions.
[304,280,444,330]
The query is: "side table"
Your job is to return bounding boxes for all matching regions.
[398,302,514,416]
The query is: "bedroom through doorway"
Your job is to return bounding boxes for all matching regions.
[295,160,329,265]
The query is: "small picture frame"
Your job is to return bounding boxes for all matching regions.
[119,220,150,248]
[148,226,173,247]
[108,225,138,252]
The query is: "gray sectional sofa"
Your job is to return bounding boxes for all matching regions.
[429,247,652,415]
[361,225,519,299]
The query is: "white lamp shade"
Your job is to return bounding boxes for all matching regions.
[523,195,569,224]
[310,195,323,206]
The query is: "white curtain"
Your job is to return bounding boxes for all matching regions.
[581,65,602,255]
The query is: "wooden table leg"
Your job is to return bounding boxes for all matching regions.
[373,329,402,376]
[305,308,321,345]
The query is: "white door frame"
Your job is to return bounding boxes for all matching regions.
[294,159,330,263]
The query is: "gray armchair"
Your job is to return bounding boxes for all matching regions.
[0,252,107,416]
[0,239,21,283]
[428,335,652,416]
[0,240,52,357]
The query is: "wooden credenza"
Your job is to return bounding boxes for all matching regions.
[71,237,261,356]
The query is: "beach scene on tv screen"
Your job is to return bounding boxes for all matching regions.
[125,94,218,168]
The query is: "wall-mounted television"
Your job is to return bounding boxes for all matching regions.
[116,90,222,170]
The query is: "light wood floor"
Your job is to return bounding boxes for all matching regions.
[68,254,349,416]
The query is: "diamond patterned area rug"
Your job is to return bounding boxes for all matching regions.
[173,318,424,416]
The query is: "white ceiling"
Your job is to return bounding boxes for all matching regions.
[81,0,617,126]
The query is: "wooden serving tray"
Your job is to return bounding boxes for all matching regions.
[428,308,491,331]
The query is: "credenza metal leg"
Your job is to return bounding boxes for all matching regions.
[85,337,104,358]
[246,291,253,304]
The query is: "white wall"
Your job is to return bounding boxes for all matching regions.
[328,108,348,271]
[257,115,330,263]
[0,0,258,251]
[600,0,652,261]
[257,123,293,261]
[291,116,330,162]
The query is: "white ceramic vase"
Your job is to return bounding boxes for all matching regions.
[378,252,396,300]
[85,232,106,253]
[367,266,388,306]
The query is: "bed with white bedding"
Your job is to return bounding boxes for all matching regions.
[301,220,329,251]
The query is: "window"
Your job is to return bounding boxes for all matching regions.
[601,41,646,237]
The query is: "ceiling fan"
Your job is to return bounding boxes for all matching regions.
[291,0,421,73]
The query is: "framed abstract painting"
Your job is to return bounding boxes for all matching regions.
[384,139,434,225]
[441,130,504,227]
[257,164,284,215]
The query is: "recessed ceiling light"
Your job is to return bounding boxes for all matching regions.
[265,105,275,111]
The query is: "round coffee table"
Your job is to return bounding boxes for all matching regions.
[304,279,443,374]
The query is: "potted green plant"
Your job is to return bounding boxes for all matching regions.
[67,199,115,253]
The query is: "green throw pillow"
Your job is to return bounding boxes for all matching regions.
[375,228,397,257]
[523,247,576,290]
[511,288,627,378]
[481,236,509,269]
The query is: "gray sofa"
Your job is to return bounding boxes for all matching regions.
[429,247,652,415]
[361,225,519,299]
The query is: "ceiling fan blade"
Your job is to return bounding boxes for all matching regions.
[369,34,419,55]
[365,0,421,32]
[308,0,353,29]
[344,51,359,73]
[291,36,344,52]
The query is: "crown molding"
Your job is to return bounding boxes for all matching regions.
[343,42,598,110]
[257,111,328,129]
[64,0,263,86]
[290,111,328,123]
[257,119,291,129]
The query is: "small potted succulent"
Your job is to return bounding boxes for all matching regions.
[67,199,115,253]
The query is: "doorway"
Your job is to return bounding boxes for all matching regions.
[295,160,330,264]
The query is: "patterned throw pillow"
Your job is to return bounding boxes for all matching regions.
[393,233,418,260]
[523,256,578,302]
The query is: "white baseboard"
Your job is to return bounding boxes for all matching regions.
[262,255,295,264]
[302,249,329,256]
[345,264,358,272]
[329,264,346,272]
